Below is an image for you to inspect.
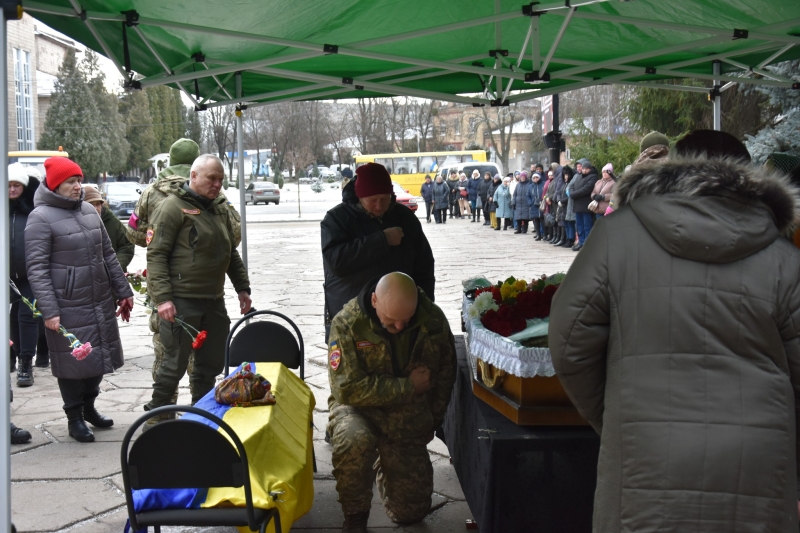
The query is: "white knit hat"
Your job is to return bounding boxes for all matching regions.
[8,163,29,187]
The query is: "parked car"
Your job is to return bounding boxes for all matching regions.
[392,182,418,212]
[101,182,142,218]
[245,181,281,205]
[438,161,503,180]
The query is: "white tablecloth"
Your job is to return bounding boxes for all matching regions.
[462,294,556,378]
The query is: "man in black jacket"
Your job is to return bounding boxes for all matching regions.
[569,158,599,252]
[321,163,435,342]
[420,175,433,223]
[477,172,493,225]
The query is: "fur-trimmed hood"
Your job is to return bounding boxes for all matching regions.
[613,157,800,263]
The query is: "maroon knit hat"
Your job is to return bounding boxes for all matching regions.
[355,163,393,198]
[44,157,83,190]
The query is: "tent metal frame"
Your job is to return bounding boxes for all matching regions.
[23,0,800,111]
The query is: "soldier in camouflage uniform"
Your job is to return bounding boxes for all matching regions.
[327,273,457,533]
[126,139,242,410]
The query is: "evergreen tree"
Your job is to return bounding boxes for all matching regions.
[625,79,709,136]
[186,108,203,145]
[82,51,129,174]
[39,49,108,181]
[119,89,156,173]
[146,86,166,152]
[744,60,800,163]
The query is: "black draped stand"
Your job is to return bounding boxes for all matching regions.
[440,336,600,533]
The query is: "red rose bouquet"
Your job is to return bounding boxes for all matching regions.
[471,275,564,338]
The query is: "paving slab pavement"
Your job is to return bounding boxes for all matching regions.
[10,215,577,532]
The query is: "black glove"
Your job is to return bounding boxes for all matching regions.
[592,194,604,201]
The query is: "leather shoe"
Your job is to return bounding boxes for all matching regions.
[572,243,583,251]
[10,423,31,445]
[83,405,114,428]
[68,419,95,443]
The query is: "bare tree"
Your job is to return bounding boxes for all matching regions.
[244,106,270,179]
[479,104,532,172]
[205,105,235,179]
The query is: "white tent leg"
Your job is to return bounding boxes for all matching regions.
[235,73,248,273]
[713,60,722,131]
[0,8,11,532]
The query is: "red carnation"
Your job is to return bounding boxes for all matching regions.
[542,284,558,300]
[191,330,208,350]
[497,304,514,321]
[142,269,147,278]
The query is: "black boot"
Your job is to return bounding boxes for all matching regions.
[83,396,114,428]
[553,227,565,246]
[16,358,33,387]
[342,511,369,533]
[66,407,95,443]
[10,423,31,445]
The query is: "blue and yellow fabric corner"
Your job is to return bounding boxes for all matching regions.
[128,362,315,533]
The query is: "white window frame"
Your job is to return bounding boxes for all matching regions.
[14,48,35,151]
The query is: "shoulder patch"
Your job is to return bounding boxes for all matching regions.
[329,341,341,370]
[182,208,201,215]
[145,228,154,246]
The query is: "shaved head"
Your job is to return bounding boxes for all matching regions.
[371,272,418,334]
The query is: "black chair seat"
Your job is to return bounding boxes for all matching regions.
[136,505,274,527]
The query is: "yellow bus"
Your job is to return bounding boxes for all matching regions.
[9,148,69,177]
[355,150,487,196]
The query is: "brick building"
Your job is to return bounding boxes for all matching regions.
[6,13,76,152]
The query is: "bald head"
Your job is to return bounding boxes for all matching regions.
[371,273,418,334]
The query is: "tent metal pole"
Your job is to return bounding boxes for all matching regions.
[235,73,248,273]
[495,0,502,100]
[244,87,352,109]
[657,68,791,88]
[501,16,535,103]
[0,7,10,532]
[553,34,733,79]
[202,63,233,99]
[720,81,739,92]
[131,25,197,105]
[140,51,322,87]
[508,70,644,103]
[615,82,710,93]
[659,42,782,70]
[721,58,793,82]
[202,59,488,107]
[199,72,235,105]
[540,7,575,76]
[758,44,794,68]
[569,11,800,46]
[713,61,721,131]
[66,0,127,79]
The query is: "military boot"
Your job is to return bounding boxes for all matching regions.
[16,358,33,387]
[10,423,31,445]
[342,511,369,533]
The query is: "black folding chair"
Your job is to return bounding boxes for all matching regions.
[224,309,305,380]
[120,405,282,533]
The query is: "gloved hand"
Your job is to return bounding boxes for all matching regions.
[592,194,604,201]
[116,297,134,322]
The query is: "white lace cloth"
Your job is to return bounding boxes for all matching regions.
[462,294,556,378]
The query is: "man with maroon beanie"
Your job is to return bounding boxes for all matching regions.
[321,162,435,342]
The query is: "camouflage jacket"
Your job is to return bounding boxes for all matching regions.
[126,165,241,248]
[328,288,457,441]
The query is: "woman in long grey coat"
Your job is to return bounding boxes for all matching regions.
[549,132,800,532]
[494,177,513,230]
[430,175,451,224]
[25,157,133,443]
[511,171,535,234]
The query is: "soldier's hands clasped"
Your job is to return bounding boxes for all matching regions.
[409,365,431,394]
[383,227,404,246]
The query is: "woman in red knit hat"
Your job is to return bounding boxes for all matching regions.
[24,157,134,443]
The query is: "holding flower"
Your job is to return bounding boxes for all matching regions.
[23,157,134,443]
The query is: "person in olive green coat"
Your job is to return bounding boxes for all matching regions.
[83,186,134,272]
[144,154,251,412]
[327,273,456,532]
[549,131,800,533]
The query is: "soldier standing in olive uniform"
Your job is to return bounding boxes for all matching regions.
[327,272,457,533]
[144,154,252,417]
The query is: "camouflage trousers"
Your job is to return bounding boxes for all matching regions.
[328,404,433,523]
[150,311,195,402]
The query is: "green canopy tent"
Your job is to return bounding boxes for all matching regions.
[1,0,800,526]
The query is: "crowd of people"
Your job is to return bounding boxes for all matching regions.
[418,147,650,253]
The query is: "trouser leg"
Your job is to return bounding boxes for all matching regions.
[490,212,497,228]
[58,377,87,411]
[13,281,37,363]
[188,298,230,404]
[424,201,432,222]
[433,208,441,223]
[80,375,103,403]
[328,405,380,515]
[376,438,433,524]
[35,317,49,367]
[9,301,19,371]
[439,209,447,223]
[150,305,197,404]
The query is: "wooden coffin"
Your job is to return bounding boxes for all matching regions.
[473,359,588,426]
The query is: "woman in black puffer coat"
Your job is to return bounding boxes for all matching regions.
[8,163,42,387]
[25,157,133,443]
